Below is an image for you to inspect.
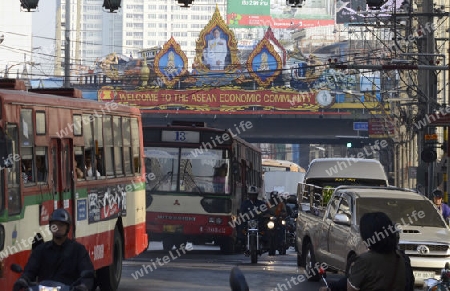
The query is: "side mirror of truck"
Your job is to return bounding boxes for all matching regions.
[333,213,351,226]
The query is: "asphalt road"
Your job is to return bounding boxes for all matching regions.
[118,242,346,291]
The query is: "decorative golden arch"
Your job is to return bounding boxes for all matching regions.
[193,5,240,73]
[154,36,188,88]
[247,38,283,87]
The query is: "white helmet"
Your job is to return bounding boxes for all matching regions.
[248,185,258,194]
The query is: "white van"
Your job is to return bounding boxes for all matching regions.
[298,158,389,209]
[304,158,389,187]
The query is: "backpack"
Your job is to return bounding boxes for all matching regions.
[397,250,415,291]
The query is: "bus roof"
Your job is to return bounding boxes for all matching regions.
[262,159,305,172]
[0,87,140,115]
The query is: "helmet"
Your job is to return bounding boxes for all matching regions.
[433,189,444,198]
[270,191,278,200]
[49,208,71,226]
[248,185,258,195]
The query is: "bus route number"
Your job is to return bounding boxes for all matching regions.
[175,131,186,141]
[94,244,104,260]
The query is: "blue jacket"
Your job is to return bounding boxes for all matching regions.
[438,203,450,220]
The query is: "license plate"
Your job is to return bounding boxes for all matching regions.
[163,225,183,233]
[413,271,436,279]
[38,286,61,291]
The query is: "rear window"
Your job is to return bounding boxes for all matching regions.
[356,198,446,228]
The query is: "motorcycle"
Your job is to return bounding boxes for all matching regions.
[423,263,450,291]
[266,216,288,256]
[244,215,288,263]
[11,263,94,291]
[244,219,261,264]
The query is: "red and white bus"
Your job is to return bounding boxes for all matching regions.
[0,79,147,291]
[143,121,262,253]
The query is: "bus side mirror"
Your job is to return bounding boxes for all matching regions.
[0,135,13,169]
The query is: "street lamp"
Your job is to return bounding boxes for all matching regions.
[20,0,40,12]
[177,0,194,8]
[102,0,121,13]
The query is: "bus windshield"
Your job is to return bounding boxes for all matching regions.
[145,147,230,194]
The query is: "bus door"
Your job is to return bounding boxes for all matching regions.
[50,138,74,238]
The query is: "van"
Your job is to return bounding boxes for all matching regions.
[304,158,388,187]
[298,158,389,208]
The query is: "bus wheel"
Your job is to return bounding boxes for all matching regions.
[162,238,175,251]
[98,227,123,291]
[220,237,236,254]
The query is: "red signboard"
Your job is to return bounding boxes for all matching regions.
[98,87,319,113]
[368,118,395,138]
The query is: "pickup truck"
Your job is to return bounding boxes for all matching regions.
[295,185,450,285]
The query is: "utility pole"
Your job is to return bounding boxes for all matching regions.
[64,0,70,88]
[416,0,437,196]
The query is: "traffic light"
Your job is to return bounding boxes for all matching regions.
[102,0,121,13]
[20,0,39,12]
[286,0,305,8]
[421,148,437,163]
[366,0,387,9]
[177,0,194,8]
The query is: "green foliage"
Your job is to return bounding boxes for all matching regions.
[322,186,334,206]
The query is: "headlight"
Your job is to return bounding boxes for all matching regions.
[208,217,215,223]
[282,220,286,225]
[215,217,222,225]
[267,221,275,229]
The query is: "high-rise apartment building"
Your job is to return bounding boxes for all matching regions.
[0,2,32,78]
[54,0,228,78]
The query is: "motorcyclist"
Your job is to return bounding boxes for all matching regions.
[267,191,287,218]
[432,189,450,221]
[237,185,266,248]
[13,208,95,291]
[240,185,266,217]
[266,191,287,251]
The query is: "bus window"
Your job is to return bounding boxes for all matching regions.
[122,117,132,176]
[74,146,85,180]
[36,111,46,135]
[6,124,21,215]
[181,148,229,194]
[113,116,124,176]
[35,147,47,182]
[20,109,34,185]
[103,115,114,177]
[131,118,140,174]
[145,147,179,192]
[93,115,104,176]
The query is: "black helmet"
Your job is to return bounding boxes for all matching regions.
[270,191,278,200]
[433,189,444,198]
[49,208,71,226]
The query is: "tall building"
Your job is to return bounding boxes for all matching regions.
[0,2,33,78]
[54,0,228,80]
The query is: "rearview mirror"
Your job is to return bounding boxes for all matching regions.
[333,213,351,226]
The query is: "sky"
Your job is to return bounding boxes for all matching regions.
[32,0,57,78]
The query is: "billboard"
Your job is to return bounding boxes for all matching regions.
[227,0,334,28]
[336,0,403,24]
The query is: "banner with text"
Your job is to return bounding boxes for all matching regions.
[98,87,319,113]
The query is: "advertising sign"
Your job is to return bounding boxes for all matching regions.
[227,0,334,28]
[99,87,318,113]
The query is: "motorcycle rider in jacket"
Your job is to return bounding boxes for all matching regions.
[13,208,95,291]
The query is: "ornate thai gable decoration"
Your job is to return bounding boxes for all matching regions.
[192,6,241,86]
[247,30,283,87]
[264,27,287,66]
[154,37,188,88]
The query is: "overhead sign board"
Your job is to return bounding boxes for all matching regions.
[353,122,368,131]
